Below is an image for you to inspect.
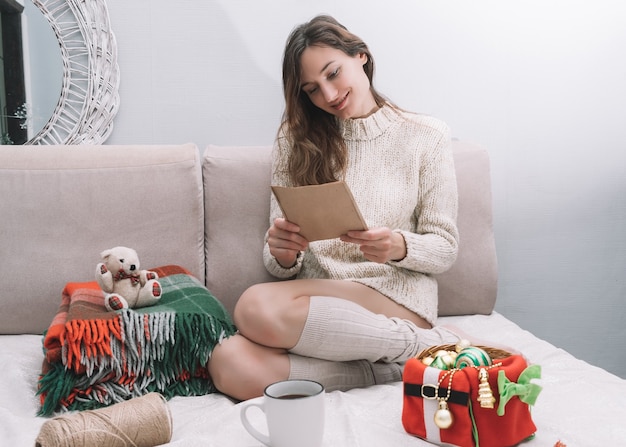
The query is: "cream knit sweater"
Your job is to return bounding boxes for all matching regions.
[263,104,459,325]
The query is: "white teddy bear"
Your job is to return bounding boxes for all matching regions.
[95,246,162,311]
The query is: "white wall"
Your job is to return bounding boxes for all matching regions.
[105,0,626,378]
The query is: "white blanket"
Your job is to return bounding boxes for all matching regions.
[2,312,625,446]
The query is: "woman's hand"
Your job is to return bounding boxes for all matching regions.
[340,227,406,264]
[267,218,309,268]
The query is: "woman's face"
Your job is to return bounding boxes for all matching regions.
[299,45,378,120]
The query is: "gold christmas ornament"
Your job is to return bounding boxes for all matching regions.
[477,368,496,409]
[434,400,453,429]
[428,349,459,370]
[432,368,458,429]
[441,353,455,368]
[455,339,472,353]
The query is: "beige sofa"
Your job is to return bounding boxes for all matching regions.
[1,142,624,446]
[0,141,497,334]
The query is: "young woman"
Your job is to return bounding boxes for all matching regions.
[208,14,460,401]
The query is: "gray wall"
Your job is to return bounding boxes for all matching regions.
[102,0,626,377]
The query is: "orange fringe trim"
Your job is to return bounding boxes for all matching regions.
[65,317,124,372]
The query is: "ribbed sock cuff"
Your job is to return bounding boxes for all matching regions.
[290,296,332,354]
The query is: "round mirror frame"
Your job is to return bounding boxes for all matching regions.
[28,0,120,144]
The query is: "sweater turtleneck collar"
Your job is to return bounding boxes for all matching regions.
[339,104,403,141]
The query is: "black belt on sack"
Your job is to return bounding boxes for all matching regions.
[404,383,470,406]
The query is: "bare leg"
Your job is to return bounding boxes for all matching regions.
[210,279,423,400]
[208,334,290,401]
[207,334,404,400]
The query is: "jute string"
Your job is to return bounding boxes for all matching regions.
[35,392,172,447]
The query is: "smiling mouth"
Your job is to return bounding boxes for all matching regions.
[331,92,349,110]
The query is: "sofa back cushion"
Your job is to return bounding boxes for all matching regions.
[0,144,205,335]
[203,145,276,318]
[202,141,497,318]
[434,142,498,316]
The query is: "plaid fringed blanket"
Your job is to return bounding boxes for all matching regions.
[38,265,236,416]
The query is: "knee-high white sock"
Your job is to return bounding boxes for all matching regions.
[287,354,402,392]
[290,296,459,363]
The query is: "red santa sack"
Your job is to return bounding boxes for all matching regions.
[402,345,542,447]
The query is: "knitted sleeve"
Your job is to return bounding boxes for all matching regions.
[388,124,459,274]
[262,132,304,278]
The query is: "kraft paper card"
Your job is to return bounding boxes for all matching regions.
[271,181,368,242]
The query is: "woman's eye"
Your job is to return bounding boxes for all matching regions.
[328,68,340,79]
[306,87,318,95]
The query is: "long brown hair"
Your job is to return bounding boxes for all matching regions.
[281,15,387,186]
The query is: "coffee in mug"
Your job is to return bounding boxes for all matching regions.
[240,379,325,447]
[277,394,307,399]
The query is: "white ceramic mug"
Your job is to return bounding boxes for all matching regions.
[240,379,325,447]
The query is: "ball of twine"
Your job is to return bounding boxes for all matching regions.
[35,392,172,447]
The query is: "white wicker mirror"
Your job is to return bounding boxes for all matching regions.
[28,0,119,144]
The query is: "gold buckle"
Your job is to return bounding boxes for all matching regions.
[421,384,439,400]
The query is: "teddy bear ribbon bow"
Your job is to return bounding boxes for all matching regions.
[114,271,140,285]
[496,365,542,416]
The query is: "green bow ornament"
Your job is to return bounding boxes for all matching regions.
[497,365,542,416]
